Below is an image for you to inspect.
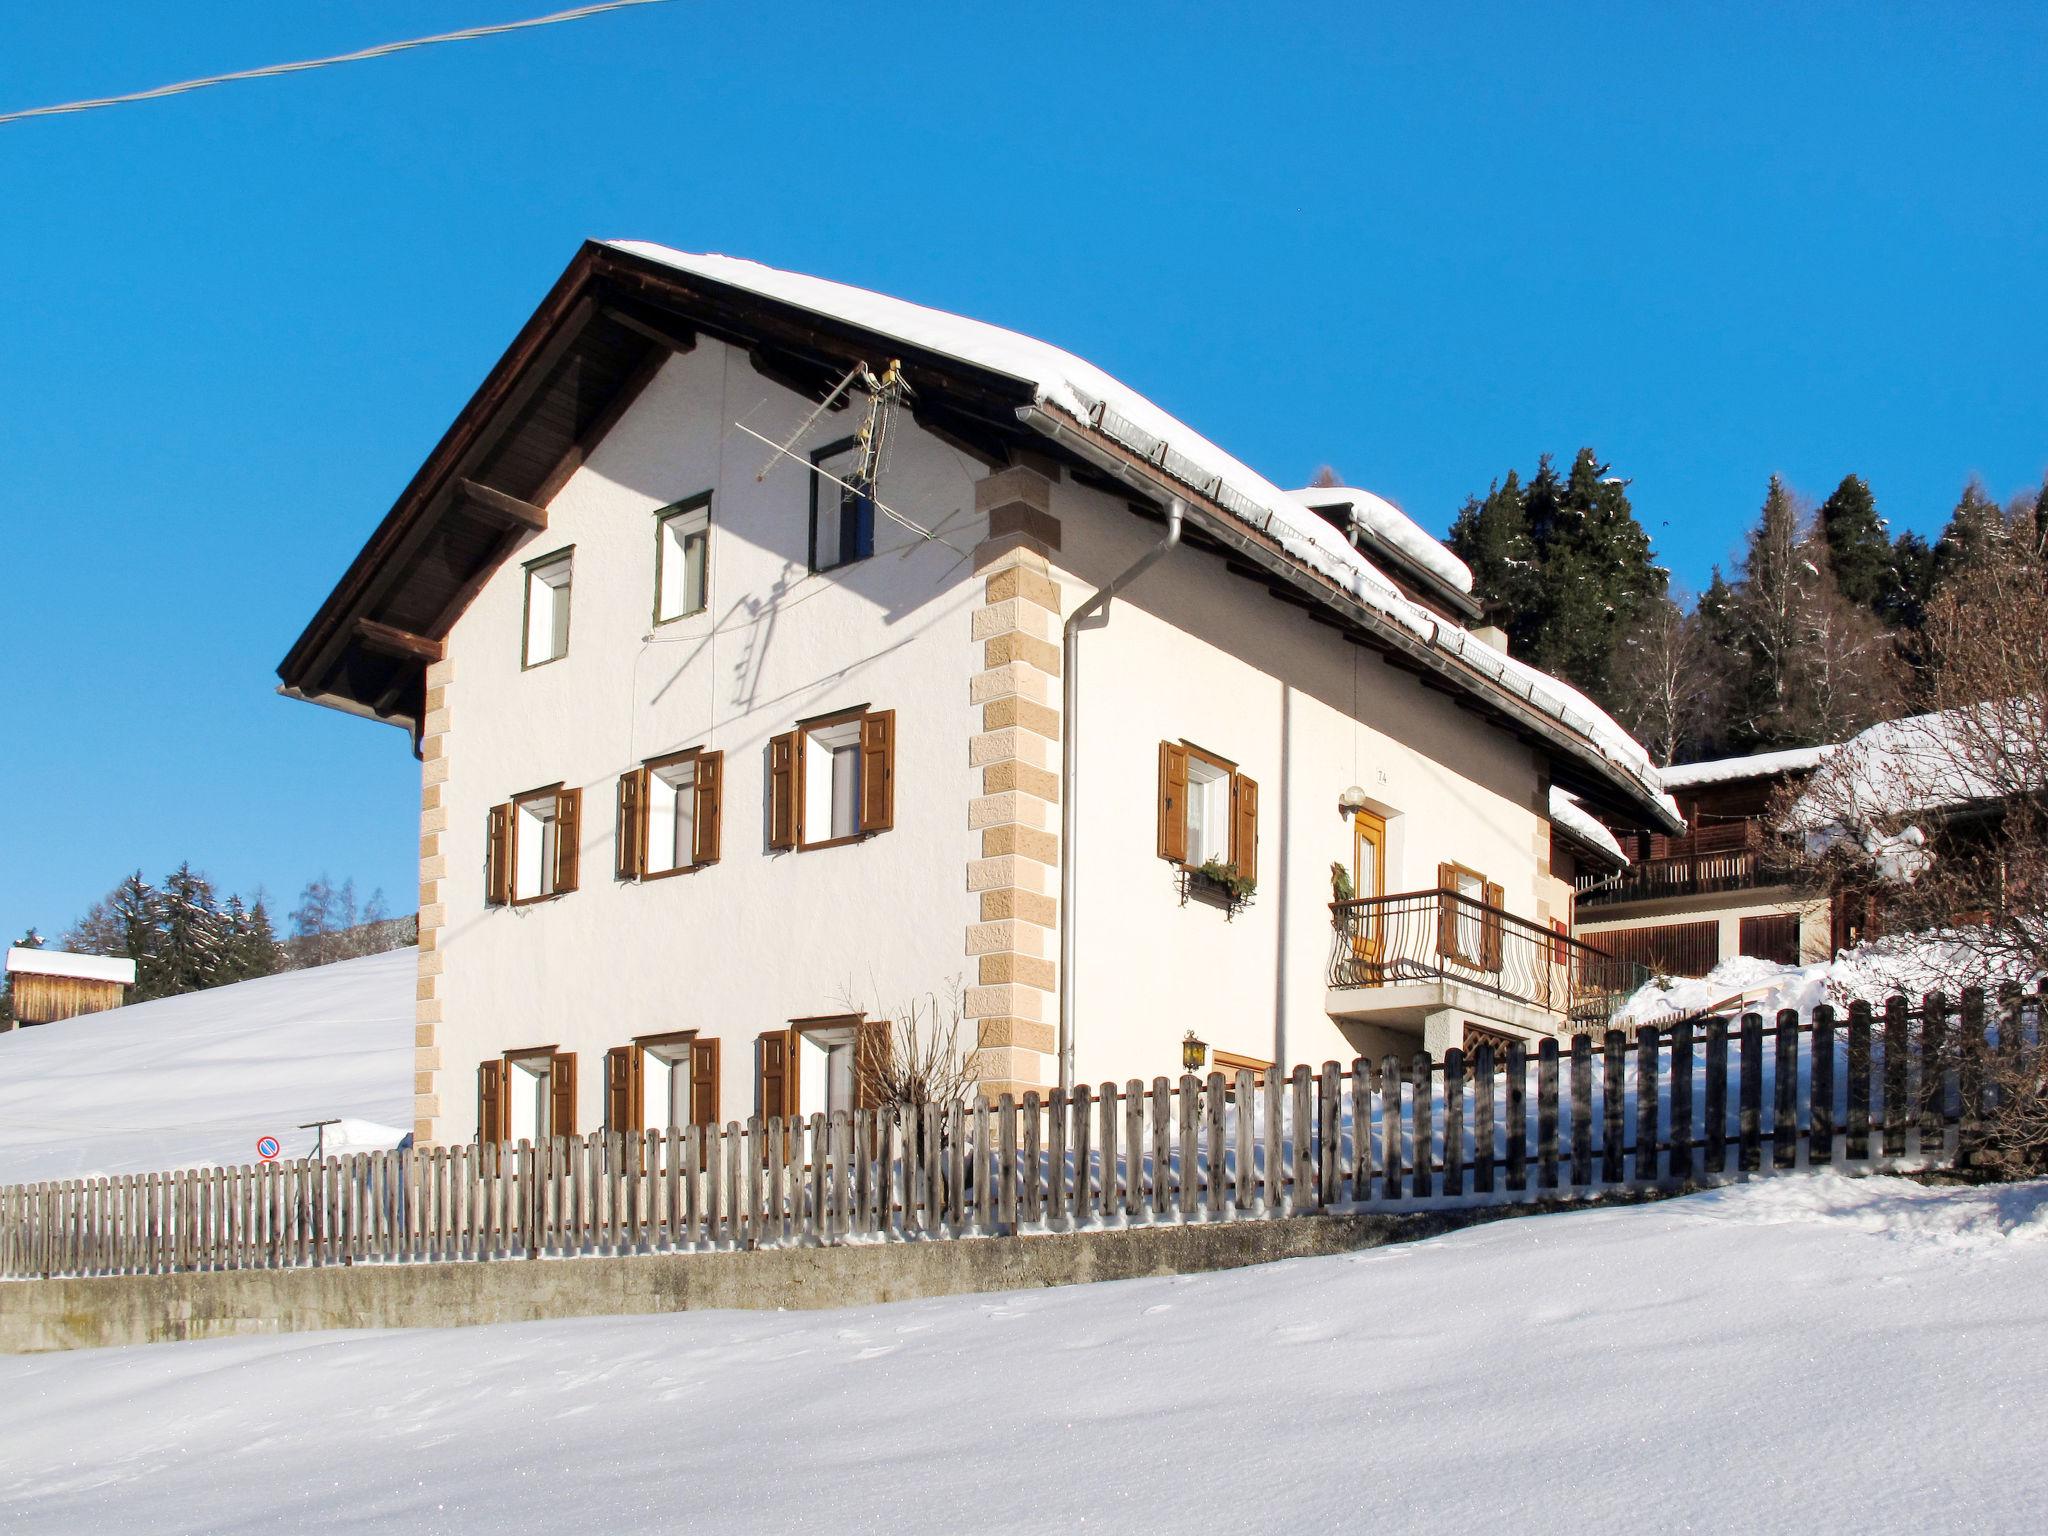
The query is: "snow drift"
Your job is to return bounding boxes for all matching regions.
[0,949,414,1182]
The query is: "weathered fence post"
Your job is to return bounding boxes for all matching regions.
[1738,1014,1764,1173]
[1442,1048,1466,1197]
[1773,1009,1800,1171]
[1635,1025,1661,1185]
[1884,995,1912,1158]
[1379,1054,1404,1201]
[1472,1045,1496,1196]
[1409,1054,1433,1199]
[1668,1021,1694,1182]
[1601,1030,1626,1185]
[1847,1000,1874,1162]
[1810,1005,1836,1166]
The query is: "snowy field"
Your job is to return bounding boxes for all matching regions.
[0,950,414,1183]
[3,1172,2043,1534]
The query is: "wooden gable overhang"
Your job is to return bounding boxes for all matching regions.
[279,241,1677,832]
[276,241,1049,738]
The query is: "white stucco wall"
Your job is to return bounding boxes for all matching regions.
[1044,477,1551,1086]
[431,343,1573,1130]
[435,339,990,1139]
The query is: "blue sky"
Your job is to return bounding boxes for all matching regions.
[2,1,2044,947]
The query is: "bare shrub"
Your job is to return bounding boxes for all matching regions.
[848,983,978,1112]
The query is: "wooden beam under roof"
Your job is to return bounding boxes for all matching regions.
[354,618,444,664]
[600,303,697,354]
[454,478,548,532]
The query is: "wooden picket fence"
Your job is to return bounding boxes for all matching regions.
[2,988,2031,1282]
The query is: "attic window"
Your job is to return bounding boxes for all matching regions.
[523,550,573,667]
[654,496,710,623]
[809,438,875,573]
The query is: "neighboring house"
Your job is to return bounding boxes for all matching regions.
[3,948,137,1028]
[1574,745,1836,977]
[277,241,1677,1147]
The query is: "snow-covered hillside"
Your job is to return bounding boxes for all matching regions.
[2,1173,2043,1534]
[0,949,413,1183]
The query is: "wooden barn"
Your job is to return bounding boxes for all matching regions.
[4,948,137,1027]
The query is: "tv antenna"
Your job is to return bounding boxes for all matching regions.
[735,358,962,554]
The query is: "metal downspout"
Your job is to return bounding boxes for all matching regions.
[1058,498,1184,1090]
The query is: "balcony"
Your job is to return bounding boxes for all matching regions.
[1574,820,1785,910]
[1327,889,1650,1035]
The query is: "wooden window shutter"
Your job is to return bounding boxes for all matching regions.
[485,803,512,906]
[1157,742,1190,863]
[693,750,723,864]
[854,1019,892,1112]
[548,1051,578,1137]
[605,1045,643,1133]
[859,709,895,833]
[616,768,647,881]
[1482,881,1505,972]
[689,1036,721,1127]
[1436,861,1459,958]
[553,787,583,893]
[478,1060,506,1144]
[1230,773,1259,876]
[768,731,799,849]
[758,1028,794,1119]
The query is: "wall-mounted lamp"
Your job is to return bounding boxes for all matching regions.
[1181,1030,1208,1074]
[1338,785,1372,814]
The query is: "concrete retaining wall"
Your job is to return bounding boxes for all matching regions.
[1,1207,1553,1355]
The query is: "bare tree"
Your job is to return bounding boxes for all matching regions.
[1775,524,2048,1172]
[1606,594,1716,765]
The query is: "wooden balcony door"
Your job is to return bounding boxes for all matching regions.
[1351,810,1388,978]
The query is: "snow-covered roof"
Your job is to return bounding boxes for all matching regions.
[1286,486,1474,595]
[5,948,137,985]
[1791,705,2038,827]
[606,244,1674,822]
[1549,787,1628,868]
[1660,744,1836,789]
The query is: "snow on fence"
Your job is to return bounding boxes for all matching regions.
[1,989,2033,1282]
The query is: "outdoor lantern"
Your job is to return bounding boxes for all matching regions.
[1182,1031,1208,1073]
[1338,784,1372,813]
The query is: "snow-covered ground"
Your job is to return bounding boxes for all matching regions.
[1613,933,2043,1028]
[1,1172,2041,1533]
[0,950,413,1183]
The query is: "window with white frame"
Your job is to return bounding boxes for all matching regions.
[523,550,573,667]
[508,1053,553,1142]
[1183,755,1231,867]
[513,791,560,901]
[797,1022,859,1120]
[1452,865,1486,962]
[641,1038,692,1130]
[809,437,875,572]
[654,496,710,623]
[803,716,864,845]
[644,755,698,876]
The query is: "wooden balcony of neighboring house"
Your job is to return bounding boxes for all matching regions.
[1572,819,1785,910]
[1326,889,1651,1040]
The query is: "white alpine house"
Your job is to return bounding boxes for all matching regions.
[278,241,1678,1148]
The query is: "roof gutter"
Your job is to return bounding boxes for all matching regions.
[1057,498,1184,1092]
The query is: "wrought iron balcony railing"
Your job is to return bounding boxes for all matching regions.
[1328,889,1651,1030]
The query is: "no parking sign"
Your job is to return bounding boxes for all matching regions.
[256,1136,281,1162]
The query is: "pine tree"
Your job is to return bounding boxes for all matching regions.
[231,896,285,981]
[1724,476,1810,751]
[1932,480,2008,587]
[156,863,229,997]
[1446,470,1539,643]
[1452,449,1666,707]
[106,872,168,1001]
[1816,474,1892,611]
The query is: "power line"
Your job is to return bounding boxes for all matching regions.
[0,0,679,127]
